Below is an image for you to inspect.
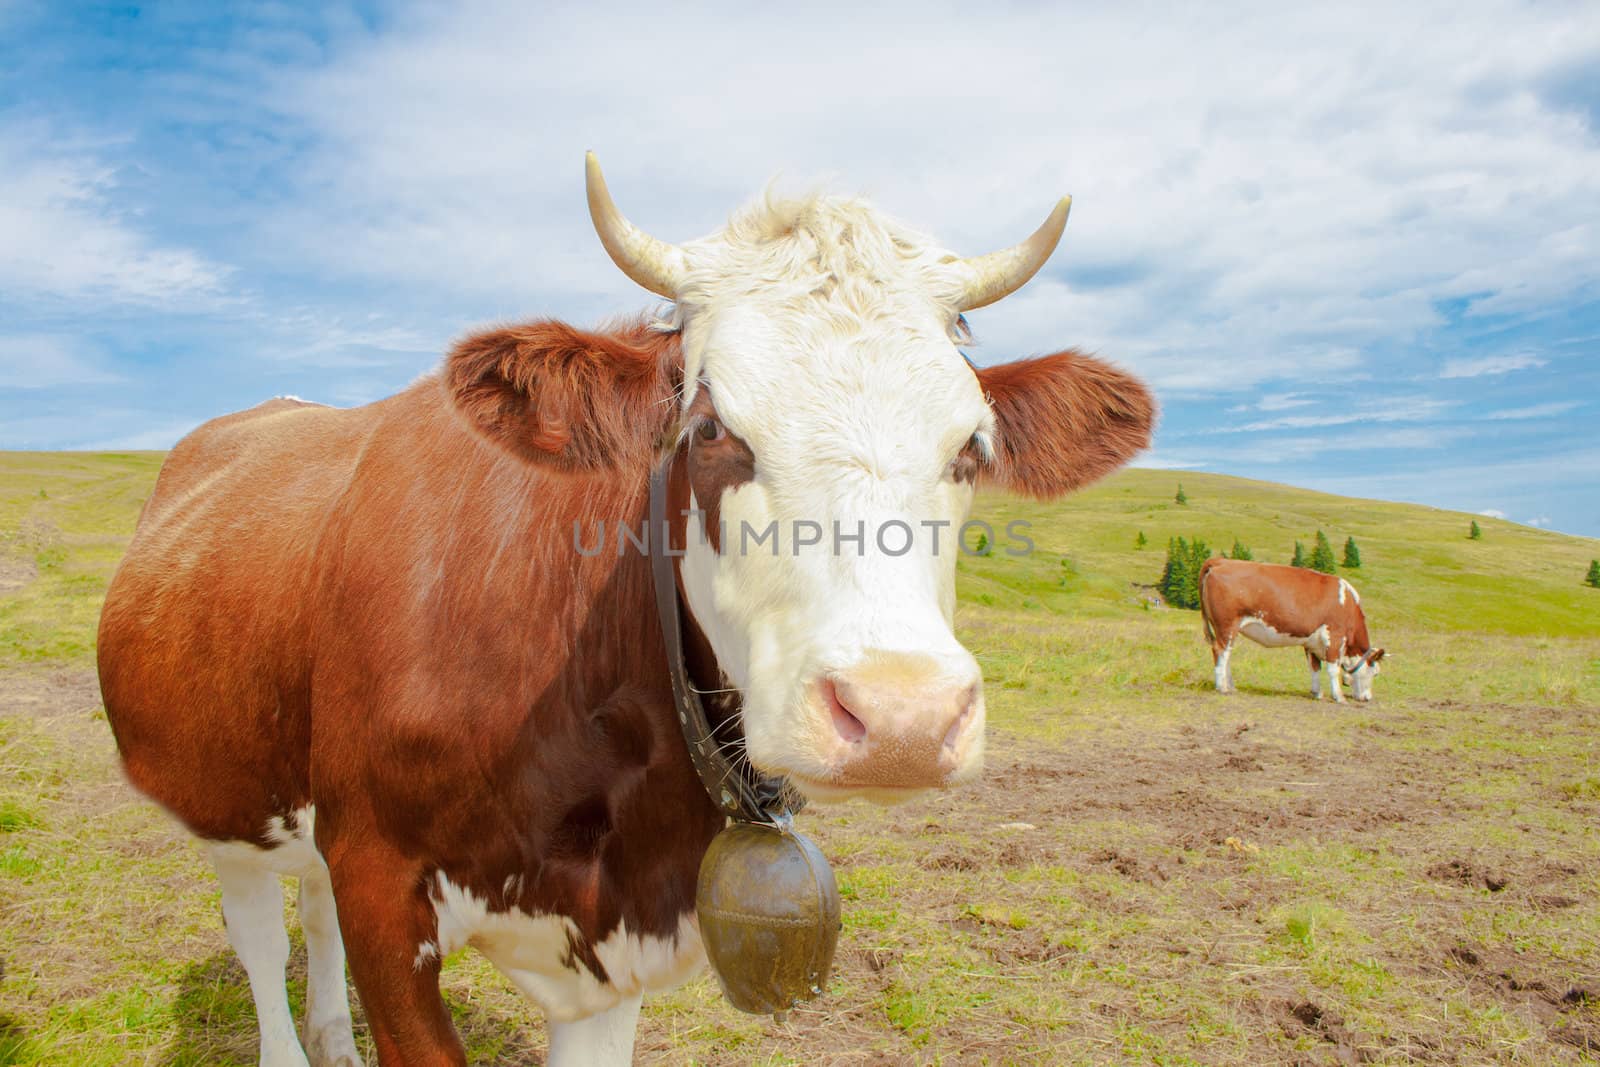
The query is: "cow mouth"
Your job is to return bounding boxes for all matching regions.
[781,773,956,807]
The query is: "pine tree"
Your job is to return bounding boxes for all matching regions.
[1469,520,1482,540]
[1175,484,1188,506]
[1135,530,1148,550]
[1183,538,1209,608]
[1586,560,1600,589]
[1158,536,1210,609]
[1342,536,1361,569]
[1290,541,1307,568]
[1310,530,1338,574]
[1229,538,1253,561]
[974,532,990,556]
[1160,537,1189,606]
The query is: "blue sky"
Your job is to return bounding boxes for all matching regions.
[2,1,1598,536]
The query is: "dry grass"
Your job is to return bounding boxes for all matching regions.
[2,454,1599,1065]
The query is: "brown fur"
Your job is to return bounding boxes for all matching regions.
[1198,557,1383,672]
[98,318,1154,1062]
[975,350,1156,498]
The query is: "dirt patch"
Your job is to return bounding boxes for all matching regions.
[0,555,36,594]
[1276,999,1372,1064]
[1427,858,1511,892]
[1443,941,1599,1049]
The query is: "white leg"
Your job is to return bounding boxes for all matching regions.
[1214,644,1233,693]
[298,869,361,1067]
[1310,661,1322,699]
[212,850,312,1067]
[548,995,643,1067]
[1325,661,1344,703]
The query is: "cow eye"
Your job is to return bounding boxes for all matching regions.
[696,417,726,443]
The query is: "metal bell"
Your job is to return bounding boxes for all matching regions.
[695,821,841,1016]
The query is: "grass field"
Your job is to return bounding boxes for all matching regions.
[2,452,1598,1065]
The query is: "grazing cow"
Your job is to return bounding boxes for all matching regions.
[1199,558,1385,702]
[96,155,1154,1066]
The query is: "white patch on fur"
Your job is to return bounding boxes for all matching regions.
[1337,577,1359,605]
[659,193,994,794]
[428,873,705,1024]
[548,994,643,1067]
[207,805,322,879]
[206,805,332,1067]
[1324,660,1345,702]
[1237,617,1330,659]
[1214,642,1233,692]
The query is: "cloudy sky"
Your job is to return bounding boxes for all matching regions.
[3,2,1597,535]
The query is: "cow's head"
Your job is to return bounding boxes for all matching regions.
[448,155,1154,803]
[1340,648,1385,702]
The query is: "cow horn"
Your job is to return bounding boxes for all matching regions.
[952,197,1072,311]
[585,152,688,299]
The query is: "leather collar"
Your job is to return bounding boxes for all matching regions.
[648,462,803,824]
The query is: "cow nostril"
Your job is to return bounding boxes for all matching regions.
[823,679,867,744]
[942,684,979,752]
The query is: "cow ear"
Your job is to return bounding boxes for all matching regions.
[974,350,1155,497]
[1368,648,1386,664]
[444,320,680,473]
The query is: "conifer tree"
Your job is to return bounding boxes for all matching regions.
[1229,538,1253,561]
[1342,536,1361,569]
[1310,530,1338,574]
[1586,560,1600,589]
[1136,530,1148,550]
[1175,484,1188,506]
[1159,536,1210,609]
[1160,537,1189,606]
[1469,520,1482,540]
[1290,541,1307,568]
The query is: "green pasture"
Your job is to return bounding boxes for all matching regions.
[2,452,1597,1064]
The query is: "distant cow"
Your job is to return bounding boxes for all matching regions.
[1198,558,1385,702]
[96,155,1154,1066]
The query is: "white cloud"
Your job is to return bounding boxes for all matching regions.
[246,0,1600,396]
[1438,353,1548,379]
[1479,509,1508,519]
[1136,454,1206,471]
[0,334,121,388]
[0,126,228,306]
[1484,401,1581,420]
[1209,396,1453,433]
[1525,516,1552,528]
[76,420,203,451]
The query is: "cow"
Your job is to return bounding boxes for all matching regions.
[1198,557,1385,702]
[96,154,1155,1067]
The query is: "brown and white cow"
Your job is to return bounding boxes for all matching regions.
[1199,558,1385,702]
[96,155,1154,1066]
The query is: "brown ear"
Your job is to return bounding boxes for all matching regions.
[1367,648,1386,665]
[974,350,1155,497]
[444,319,680,472]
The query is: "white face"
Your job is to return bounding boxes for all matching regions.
[1341,658,1381,701]
[670,198,995,802]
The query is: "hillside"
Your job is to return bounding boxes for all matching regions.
[3,451,1599,1064]
[3,453,1596,670]
[960,468,1600,639]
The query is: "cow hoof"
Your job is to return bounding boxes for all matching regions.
[305,1023,362,1067]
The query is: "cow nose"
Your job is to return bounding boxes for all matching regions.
[818,651,984,789]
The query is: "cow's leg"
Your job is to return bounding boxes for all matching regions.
[547,995,643,1067]
[298,867,361,1067]
[328,848,465,1066]
[1325,659,1345,703]
[211,848,312,1067]
[1211,629,1237,693]
[1307,652,1323,699]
